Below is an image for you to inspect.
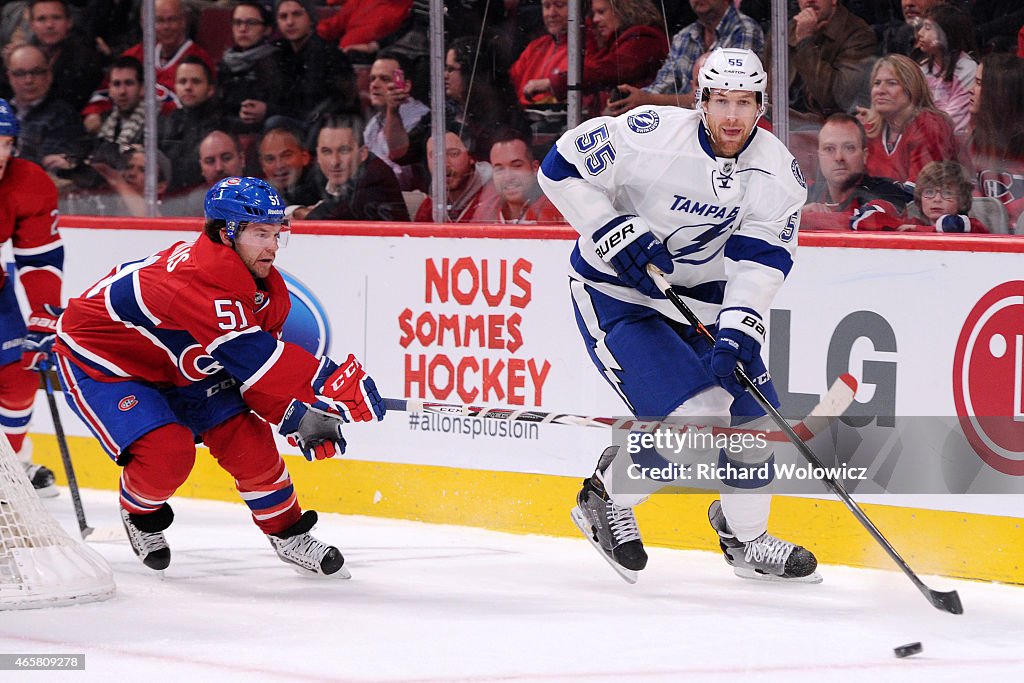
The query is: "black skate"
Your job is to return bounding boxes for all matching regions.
[708,500,821,583]
[571,448,648,584]
[268,510,350,578]
[121,504,172,571]
[25,463,59,498]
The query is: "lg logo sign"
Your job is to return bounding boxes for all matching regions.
[953,282,1024,475]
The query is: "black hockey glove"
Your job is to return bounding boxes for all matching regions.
[279,400,348,461]
[593,215,674,298]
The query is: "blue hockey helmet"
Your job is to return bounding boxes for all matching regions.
[0,98,19,138]
[204,176,286,240]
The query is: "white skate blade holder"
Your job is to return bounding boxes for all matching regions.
[290,565,352,580]
[732,566,823,584]
[570,506,638,584]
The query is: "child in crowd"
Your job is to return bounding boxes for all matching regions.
[852,161,988,233]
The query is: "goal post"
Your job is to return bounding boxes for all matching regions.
[0,433,115,610]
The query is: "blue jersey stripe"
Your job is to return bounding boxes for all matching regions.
[540,146,583,181]
[725,234,793,276]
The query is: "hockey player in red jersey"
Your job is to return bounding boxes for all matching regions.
[53,176,386,577]
[0,98,63,498]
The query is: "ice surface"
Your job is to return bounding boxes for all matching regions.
[2,490,1022,682]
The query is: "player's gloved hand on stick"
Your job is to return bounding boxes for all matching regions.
[22,304,63,371]
[710,308,766,382]
[312,354,386,422]
[279,399,348,461]
[593,215,674,298]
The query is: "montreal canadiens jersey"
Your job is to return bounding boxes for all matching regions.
[538,106,807,326]
[55,234,322,423]
[0,158,63,310]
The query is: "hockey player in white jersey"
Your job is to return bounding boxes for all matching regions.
[538,48,818,583]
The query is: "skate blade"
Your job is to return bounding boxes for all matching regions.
[290,564,352,579]
[35,485,60,499]
[570,506,638,585]
[733,567,823,584]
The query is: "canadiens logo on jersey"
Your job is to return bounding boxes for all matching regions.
[177,344,225,383]
[118,395,138,411]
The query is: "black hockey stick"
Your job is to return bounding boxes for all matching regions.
[647,267,963,615]
[40,366,93,539]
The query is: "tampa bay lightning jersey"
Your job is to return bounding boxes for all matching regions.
[538,106,807,326]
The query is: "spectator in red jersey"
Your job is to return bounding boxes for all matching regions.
[855,54,956,184]
[852,160,988,233]
[549,0,667,117]
[316,0,412,64]
[915,4,977,138]
[474,129,564,224]
[968,53,1024,227]
[802,113,912,231]
[120,0,215,93]
[509,0,569,108]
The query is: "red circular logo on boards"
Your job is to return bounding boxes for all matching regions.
[953,281,1024,475]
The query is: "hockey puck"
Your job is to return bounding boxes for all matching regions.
[893,642,923,658]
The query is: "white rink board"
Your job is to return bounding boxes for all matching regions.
[41,225,1024,518]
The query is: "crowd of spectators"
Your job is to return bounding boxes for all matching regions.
[0,0,1022,231]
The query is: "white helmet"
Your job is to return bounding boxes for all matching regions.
[697,48,768,142]
[698,48,768,97]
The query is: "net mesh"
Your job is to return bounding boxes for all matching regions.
[0,434,115,609]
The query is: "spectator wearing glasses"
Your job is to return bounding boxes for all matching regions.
[219,0,282,135]
[3,43,83,171]
[853,160,988,232]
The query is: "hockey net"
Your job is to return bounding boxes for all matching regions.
[0,434,115,609]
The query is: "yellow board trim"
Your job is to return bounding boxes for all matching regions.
[32,434,1022,585]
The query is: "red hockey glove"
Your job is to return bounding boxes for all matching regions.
[312,354,386,423]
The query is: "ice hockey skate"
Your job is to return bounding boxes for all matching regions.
[267,510,350,578]
[24,462,59,498]
[121,505,172,571]
[708,500,821,583]
[571,447,647,584]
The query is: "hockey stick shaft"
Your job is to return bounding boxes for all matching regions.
[385,373,855,445]
[40,367,93,539]
[647,267,962,614]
